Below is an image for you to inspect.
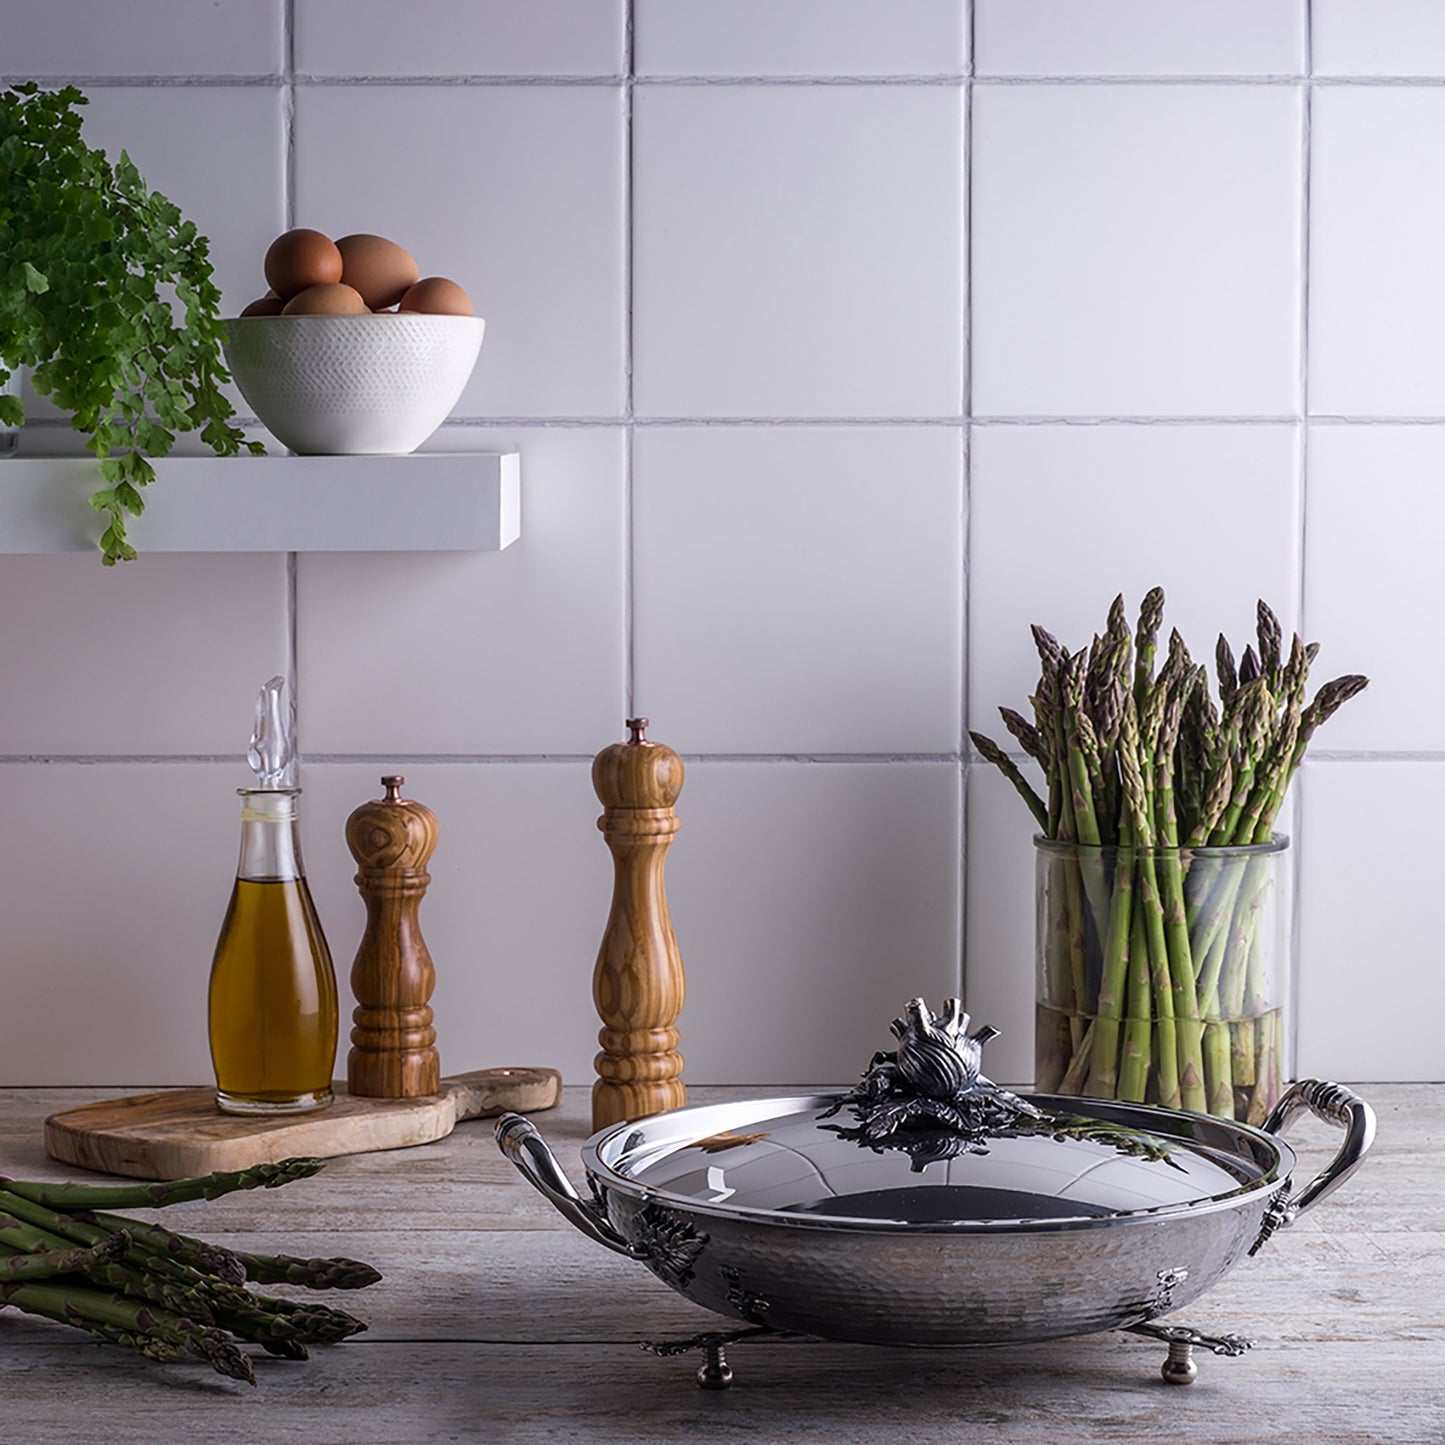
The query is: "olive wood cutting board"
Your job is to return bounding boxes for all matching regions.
[42,1067,562,1181]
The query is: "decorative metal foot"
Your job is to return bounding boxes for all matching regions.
[1124,1321,1255,1386]
[640,1325,800,1391]
[697,1343,733,1390]
[1160,1336,1198,1385]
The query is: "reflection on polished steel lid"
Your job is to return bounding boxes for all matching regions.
[602,1097,1278,1227]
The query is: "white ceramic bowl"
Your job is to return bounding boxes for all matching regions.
[222,314,485,455]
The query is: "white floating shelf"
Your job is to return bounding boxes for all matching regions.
[0,451,520,554]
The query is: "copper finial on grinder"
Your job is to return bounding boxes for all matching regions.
[590,719,686,1130]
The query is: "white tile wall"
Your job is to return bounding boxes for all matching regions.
[0,554,288,755]
[974,0,1305,77]
[0,763,246,1085]
[666,761,962,1085]
[0,755,957,1090]
[1304,426,1439,751]
[301,763,610,1088]
[303,759,961,1088]
[633,427,962,754]
[635,0,968,77]
[294,85,626,419]
[962,762,1040,1087]
[295,0,626,77]
[5,3,1445,1086]
[297,428,626,755]
[0,0,282,76]
[1309,88,1445,417]
[632,84,964,418]
[971,85,1302,417]
[1313,0,1445,76]
[968,425,1301,735]
[1298,762,1445,1080]
[80,87,287,323]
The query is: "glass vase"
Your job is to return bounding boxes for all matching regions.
[1034,835,1289,1124]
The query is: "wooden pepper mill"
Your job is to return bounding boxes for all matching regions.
[591,718,687,1131]
[345,775,441,1098]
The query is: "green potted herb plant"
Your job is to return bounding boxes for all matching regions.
[0,82,263,563]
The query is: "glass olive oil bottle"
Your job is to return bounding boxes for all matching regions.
[209,787,338,1115]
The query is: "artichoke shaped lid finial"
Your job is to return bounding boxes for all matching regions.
[889,997,1002,1103]
[821,997,1042,1159]
[821,998,1180,1174]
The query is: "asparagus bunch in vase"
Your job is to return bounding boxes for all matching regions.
[971,589,1366,1123]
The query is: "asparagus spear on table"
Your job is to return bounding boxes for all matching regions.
[0,1157,380,1381]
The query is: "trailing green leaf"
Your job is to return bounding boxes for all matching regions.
[0,83,267,563]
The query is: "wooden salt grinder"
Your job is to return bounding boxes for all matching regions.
[591,718,686,1131]
[345,775,441,1098]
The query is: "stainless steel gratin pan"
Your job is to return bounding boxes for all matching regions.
[498,998,1374,1386]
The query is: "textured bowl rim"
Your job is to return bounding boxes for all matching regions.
[222,313,485,328]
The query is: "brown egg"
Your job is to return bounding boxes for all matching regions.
[281,283,369,316]
[264,229,343,300]
[336,233,420,311]
[239,295,285,317]
[398,276,473,316]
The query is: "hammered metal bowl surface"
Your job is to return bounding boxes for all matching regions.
[600,1186,1261,1345]
[223,314,484,455]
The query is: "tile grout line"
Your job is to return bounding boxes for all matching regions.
[282,0,300,774]
[1298,21,1315,636]
[282,0,296,230]
[973,75,1302,87]
[28,412,1445,431]
[0,752,964,767]
[1290,1,1315,1076]
[26,72,1445,88]
[959,0,975,1004]
[20,69,1445,89]
[287,551,299,771]
[1289,770,1306,1078]
[0,748,1436,766]
[623,0,637,720]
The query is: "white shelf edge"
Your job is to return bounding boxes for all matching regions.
[0,451,521,554]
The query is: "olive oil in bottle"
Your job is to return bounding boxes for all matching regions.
[209,848,338,1114]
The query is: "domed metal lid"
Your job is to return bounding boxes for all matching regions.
[584,999,1292,1231]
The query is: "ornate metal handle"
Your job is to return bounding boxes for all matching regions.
[1255,1079,1375,1248]
[1263,1079,1376,1217]
[495,1113,644,1258]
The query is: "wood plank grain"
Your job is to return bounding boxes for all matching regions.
[0,1334,1441,1445]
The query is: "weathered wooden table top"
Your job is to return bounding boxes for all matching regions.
[1,1083,1440,1445]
